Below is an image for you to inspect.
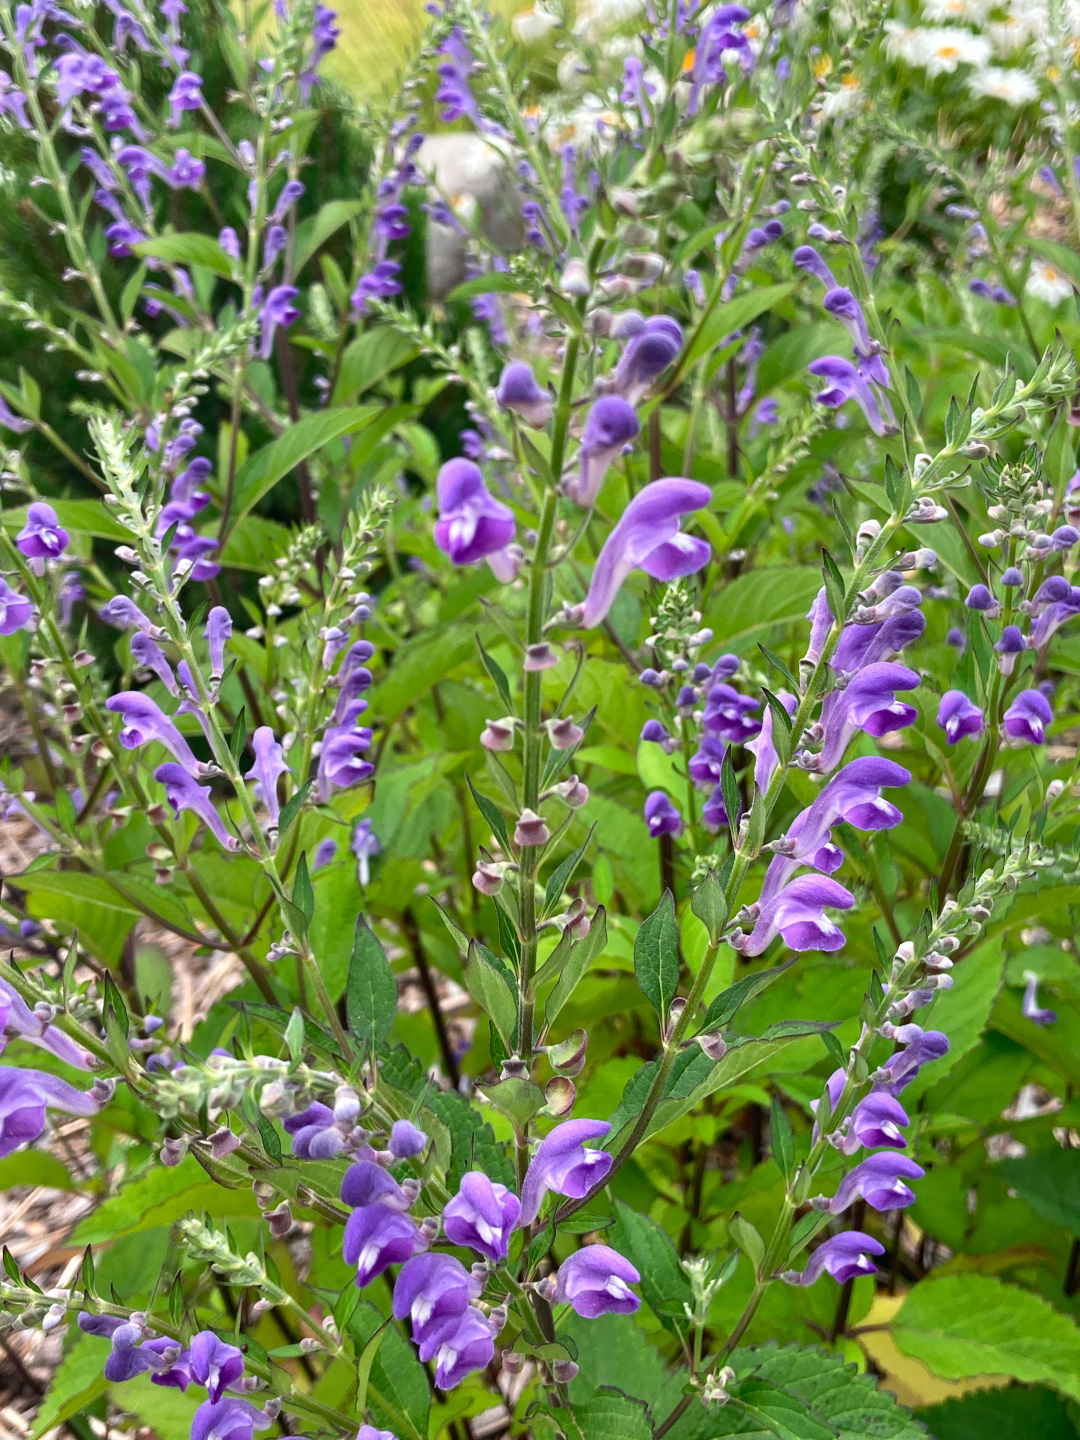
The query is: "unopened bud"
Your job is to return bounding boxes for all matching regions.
[480,717,516,752]
[546,716,584,751]
[524,642,558,671]
[558,258,591,296]
[419,1215,440,1244]
[552,1359,579,1383]
[266,1202,293,1238]
[472,861,505,896]
[514,808,550,847]
[209,1126,241,1158]
[1047,779,1066,801]
[488,1305,508,1336]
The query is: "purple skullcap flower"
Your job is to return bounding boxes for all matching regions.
[824,1152,924,1213]
[316,725,374,800]
[519,1118,612,1226]
[358,1429,396,1440]
[1003,689,1052,744]
[843,1092,909,1153]
[937,690,984,744]
[258,285,300,360]
[702,785,729,832]
[272,179,305,224]
[351,261,402,316]
[822,287,873,357]
[352,818,381,885]
[435,27,480,125]
[831,607,925,677]
[1031,586,1080,648]
[645,791,683,838]
[1022,971,1057,1026]
[393,1253,475,1347]
[495,362,552,428]
[246,727,291,825]
[107,693,201,773]
[155,763,240,852]
[611,316,683,407]
[433,459,515,565]
[873,1028,949,1096]
[581,479,711,628]
[782,1232,885,1286]
[189,1332,244,1404]
[428,1307,494,1390]
[740,873,854,956]
[443,1172,521,1262]
[1052,525,1080,551]
[969,279,993,299]
[145,1337,192,1391]
[965,583,999,615]
[0,394,32,433]
[1000,566,1023,586]
[687,7,752,113]
[554,1245,641,1318]
[0,579,33,635]
[567,397,640,508]
[219,227,241,260]
[283,1103,344,1160]
[0,73,30,130]
[78,1312,126,1338]
[1036,575,1075,605]
[103,1324,165,1382]
[0,1068,103,1158]
[344,1204,423,1287]
[168,149,204,189]
[264,225,287,270]
[16,502,69,563]
[0,978,95,1069]
[809,356,896,436]
[793,245,839,289]
[204,606,231,679]
[947,626,966,649]
[342,1159,411,1210]
[746,690,796,792]
[190,1398,273,1440]
[688,734,727,786]
[641,719,671,746]
[816,662,920,772]
[804,587,835,665]
[130,633,178,695]
[167,70,202,127]
[703,683,761,743]
[389,1119,428,1159]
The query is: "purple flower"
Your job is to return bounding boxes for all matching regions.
[644,791,683,838]
[283,1102,344,1160]
[316,723,374,800]
[496,362,551,427]
[702,785,729,831]
[443,1172,521,1262]
[272,180,305,223]
[204,606,231,679]
[0,579,33,635]
[190,1398,273,1440]
[872,1028,949,1096]
[100,595,155,633]
[258,285,300,360]
[389,1119,427,1159]
[393,1253,476,1347]
[581,479,711,628]
[428,1306,494,1390]
[567,397,640,508]
[612,316,683,406]
[809,356,896,435]
[821,288,886,382]
[823,1152,924,1213]
[155,763,240,852]
[688,734,726,786]
[703,683,761,743]
[1031,585,1080,648]
[131,634,178,695]
[219,227,241,260]
[746,690,796,792]
[937,690,984,744]
[352,818,381,885]
[738,874,854,956]
[435,28,480,125]
[0,1068,104,1158]
[0,72,30,129]
[1003,689,1052,744]
[246,727,291,825]
[782,1232,885,1286]
[433,459,515,566]
[687,6,752,113]
[103,1324,176,1382]
[965,583,999,615]
[312,839,338,871]
[107,693,201,774]
[0,979,95,1069]
[351,261,402,315]
[816,662,920,772]
[16,502,69,564]
[342,1162,411,1212]
[519,1118,612,1226]
[343,1204,423,1287]
[0,394,32,433]
[793,245,840,289]
[189,1332,244,1404]
[167,70,202,127]
[554,1245,641,1318]
[843,1092,909,1153]
[1022,971,1057,1026]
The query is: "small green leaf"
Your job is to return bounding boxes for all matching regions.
[476,635,514,711]
[770,1094,795,1178]
[346,916,398,1051]
[689,867,728,944]
[292,852,315,927]
[542,823,596,917]
[545,907,608,1028]
[633,890,680,1021]
[284,1006,305,1063]
[229,707,247,765]
[278,779,312,836]
[700,960,795,1034]
[480,1077,547,1130]
[463,941,519,1051]
[467,774,511,854]
[728,1213,765,1275]
[758,643,800,693]
[720,748,740,838]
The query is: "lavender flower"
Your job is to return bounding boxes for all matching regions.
[581,479,711,628]
[352,819,381,885]
[389,1119,427,1159]
[344,1203,423,1287]
[1003,690,1052,744]
[816,662,920,772]
[644,791,683,838]
[190,1399,272,1440]
[16,503,69,566]
[204,606,231,679]
[283,1102,345,1159]
[495,362,552,428]
[809,356,897,436]
[937,690,984,744]
[703,683,761,743]
[443,1172,521,1261]
[822,1152,925,1213]
[246,728,291,825]
[258,285,300,359]
[844,1093,909,1153]
[872,1027,949,1096]
[0,1068,104,1157]
[107,693,201,774]
[568,397,640,508]
[155,763,240,852]
[393,1253,477,1349]
[167,71,203,127]
[189,1333,244,1403]
[1022,971,1057,1026]
[554,1245,641,1318]
[519,1118,613,1225]
[793,245,840,289]
[612,316,683,406]
[782,1232,885,1286]
[0,580,33,634]
[737,874,855,955]
[428,1307,494,1390]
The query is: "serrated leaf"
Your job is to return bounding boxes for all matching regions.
[346,916,398,1051]
[633,890,680,1021]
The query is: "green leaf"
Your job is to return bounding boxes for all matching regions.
[292,851,315,927]
[996,1148,1080,1234]
[346,916,398,1051]
[331,325,419,403]
[29,1334,111,1440]
[284,1006,306,1064]
[902,936,1004,1102]
[463,940,518,1051]
[894,1274,1080,1400]
[720,747,740,836]
[770,1094,795,1178]
[683,283,798,371]
[821,548,846,627]
[918,1384,1079,1440]
[705,568,823,653]
[293,198,364,274]
[466,773,511,854]
[701,960,795,1034]
[0,1151,74,1192]
[229,706,247,765]
[542,823,596,916]
[609,1200,693,1325]
[570,1393,653,1440]
[689,867,728,944]
[633,889,680,1021]
[70,1155,260,1243]
[480,1076,547,1129]
[278,779,312,836]
[476,634,514,711]
[446,271,526,302]
[759,644,800,694]
[134,233,233,277]
[226,405,383,534]
[545,907,608,1028]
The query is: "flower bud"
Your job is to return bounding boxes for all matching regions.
[553,1359,579,1383]
[334,1086,361,1124]
[559,258,591,296]
[514,808,550,847]
[481,718,516,752]
[546,716,584,750]
[488,1305,509,1336]
[472,861,505,896]
[553,774,589,808]
[418,1215,440,1244]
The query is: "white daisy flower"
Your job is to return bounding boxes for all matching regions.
[987,14,1036,54]
[512,5,560,43]
[819,73,863,119]
[884,20,931,66]
[918,27,994,75]
[922,0,994,23]
[1026,260,1073,306]
[968,65,1040,104]
[574,0,646,42]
